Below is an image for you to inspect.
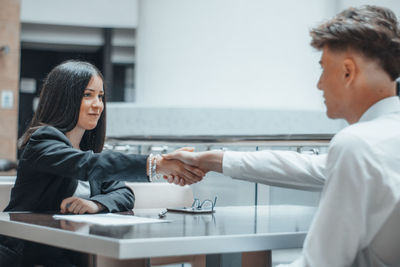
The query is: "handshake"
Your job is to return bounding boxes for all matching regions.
[153,148,224,186]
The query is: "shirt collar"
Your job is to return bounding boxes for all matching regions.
[359,96,400,123]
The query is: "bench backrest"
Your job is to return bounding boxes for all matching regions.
[126,182,193,209]
[0,183,13,211]
[0,179,193,211]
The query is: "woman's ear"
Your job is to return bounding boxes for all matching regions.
[343,58,356,87]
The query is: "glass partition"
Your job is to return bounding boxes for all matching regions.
[105,137,330,207]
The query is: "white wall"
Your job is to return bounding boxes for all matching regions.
[338,0,400,11]
[21,0,138,28]
[136,0,337,111]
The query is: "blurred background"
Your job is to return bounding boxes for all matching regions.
[1,0,399,265]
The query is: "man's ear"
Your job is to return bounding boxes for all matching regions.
[343,58,356,87]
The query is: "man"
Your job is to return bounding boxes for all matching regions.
[164,5,400,266]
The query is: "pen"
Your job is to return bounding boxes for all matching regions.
[158,209,168,218]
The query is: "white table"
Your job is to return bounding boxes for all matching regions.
[0,205,316,266]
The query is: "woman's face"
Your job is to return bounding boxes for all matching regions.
[76,75,104,131]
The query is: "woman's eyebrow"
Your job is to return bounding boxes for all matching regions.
[85,88,104,93]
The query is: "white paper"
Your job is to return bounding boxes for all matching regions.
[53,213,170,226]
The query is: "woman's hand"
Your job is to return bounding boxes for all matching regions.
[60,196,105,214]
[156,156,205,186]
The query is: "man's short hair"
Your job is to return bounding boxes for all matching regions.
[310,5,400,80]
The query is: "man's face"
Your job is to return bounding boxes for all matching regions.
[317,46,349,119]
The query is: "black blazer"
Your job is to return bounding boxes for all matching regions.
[5,126,149,212]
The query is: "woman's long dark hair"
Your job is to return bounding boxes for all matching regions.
[19,60,106,153]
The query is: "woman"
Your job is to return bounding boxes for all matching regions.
[1,60,204,266]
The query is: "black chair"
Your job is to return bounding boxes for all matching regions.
[0,159,17,172]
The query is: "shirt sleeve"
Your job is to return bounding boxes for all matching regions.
[222,150,326,191]
[299,132,393,266]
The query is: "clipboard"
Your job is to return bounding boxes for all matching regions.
[167,207,215,214]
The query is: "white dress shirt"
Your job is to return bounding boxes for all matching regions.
[223,96,400,267]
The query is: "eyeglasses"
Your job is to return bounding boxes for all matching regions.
[191,196,217,212]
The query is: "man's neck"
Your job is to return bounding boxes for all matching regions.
[346,83,396,124]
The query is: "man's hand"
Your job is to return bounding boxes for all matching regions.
[60,197,105,214]
[156,156,205,186]
[163,150,203,171]
[163,150,224,174]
